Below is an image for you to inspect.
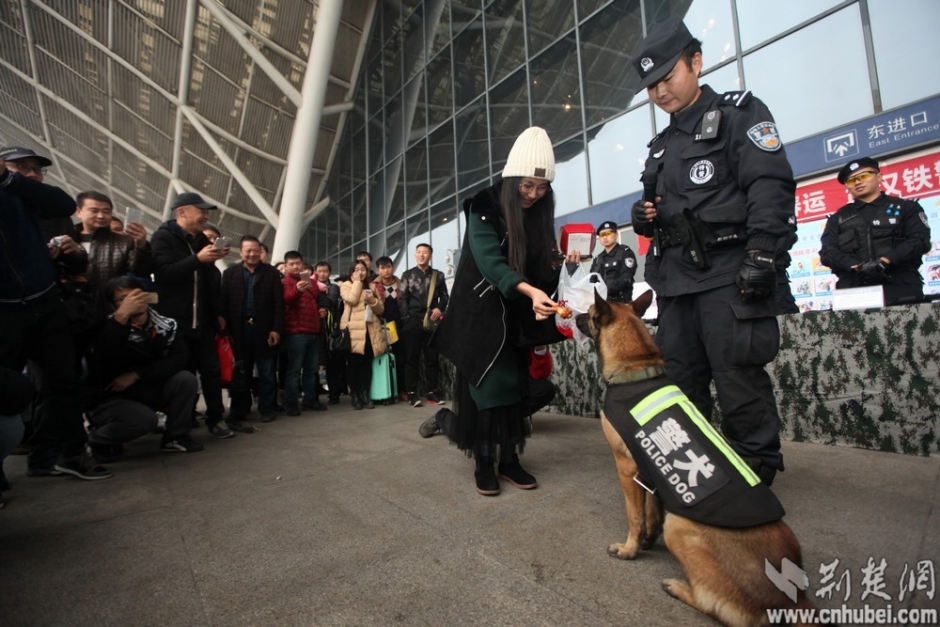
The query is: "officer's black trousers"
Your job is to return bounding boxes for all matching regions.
[654,283,784,471]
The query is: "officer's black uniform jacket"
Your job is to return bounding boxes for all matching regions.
[640,85,796,297]
[590,244,637,303]
[819,192,930,289]
[604,376,785,528]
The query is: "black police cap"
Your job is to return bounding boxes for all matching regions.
[632,17,694,90]
[596,221,619,235]
[837,157,880,184]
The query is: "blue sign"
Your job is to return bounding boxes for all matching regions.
[787,95,940,177]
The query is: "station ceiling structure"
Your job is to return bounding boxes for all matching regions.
[0,0,375,250]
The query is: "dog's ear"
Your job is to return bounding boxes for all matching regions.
[629,290,654,318]
[593,287,613,325]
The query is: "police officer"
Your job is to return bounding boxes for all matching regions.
[819,157,931,306]
[630,18,796,486]
[566,221,637,302]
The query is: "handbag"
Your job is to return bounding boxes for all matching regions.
[216,334,235,385]
[329,307,353,354]
[422,269,441,332]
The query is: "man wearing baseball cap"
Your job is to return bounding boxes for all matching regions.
[565,221,637,302]
[629,18,796,486]
[151,191,234,439]
[820,157,930,305]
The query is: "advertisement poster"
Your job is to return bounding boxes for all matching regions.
[791,149,940,311]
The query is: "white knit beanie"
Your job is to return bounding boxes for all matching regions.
[501,126,555,182]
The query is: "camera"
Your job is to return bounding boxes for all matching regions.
[47,236,65,248]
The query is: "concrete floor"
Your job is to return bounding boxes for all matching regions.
[1,400,938,626]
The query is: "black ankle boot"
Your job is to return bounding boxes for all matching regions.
[498,455,538,490]
[474,457,500,496]
[362,393,375,409]
[351,392,363,410]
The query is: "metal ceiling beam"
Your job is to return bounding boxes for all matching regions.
[180,105,280,228]
[199,0,303,108]
[273,0,344,261]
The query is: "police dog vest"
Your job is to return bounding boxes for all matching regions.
[604,379,785,528]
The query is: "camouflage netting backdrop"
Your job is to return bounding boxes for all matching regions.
[436,302,940,457]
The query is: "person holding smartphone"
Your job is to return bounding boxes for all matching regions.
[339,260,388,410]
[75,191,152,289]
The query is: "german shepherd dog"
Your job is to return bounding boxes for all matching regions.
[576,290,816,627]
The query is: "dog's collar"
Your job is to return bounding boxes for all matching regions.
[605,365,666,386]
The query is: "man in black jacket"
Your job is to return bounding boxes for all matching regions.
[150,192,233,439]
[820,157,931,305]
[85,277,203,460]
[0,155,110,480]
[220,235,284,424]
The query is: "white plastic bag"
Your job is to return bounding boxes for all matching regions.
[556,265,607,344]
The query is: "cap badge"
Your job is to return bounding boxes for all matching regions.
[640,57,654,72]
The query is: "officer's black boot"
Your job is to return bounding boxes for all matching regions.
[474,455,500,496]
[351,391,363,410]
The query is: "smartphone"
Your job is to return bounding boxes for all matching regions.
[145,292,159,304]
[298,271,311,281]
[214,236,232,249]
[125,207,143,225]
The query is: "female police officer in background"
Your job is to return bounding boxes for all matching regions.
[427,127,563,496]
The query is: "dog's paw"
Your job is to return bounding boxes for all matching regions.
[661,578,692,603]
[639,532,658,550]
[607,542,639,560]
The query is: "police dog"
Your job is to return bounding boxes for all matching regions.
[576,290,816,627]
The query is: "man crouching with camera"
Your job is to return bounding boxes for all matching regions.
[84,276,204,462]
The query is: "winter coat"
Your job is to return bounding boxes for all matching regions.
[339,279,388,357]
[220,262,285,359]
[150,220,221,334]
[78,228,152,288]
[283,273,322,335]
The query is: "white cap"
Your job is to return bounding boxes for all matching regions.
[501,126,555,182]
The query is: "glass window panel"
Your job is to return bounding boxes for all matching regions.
[579,0,643,128]
[384,90,404,162]
[353,79,367,131]
[339,195,356,252]
[735,0,841,50]
[386,156,406,225]
[743,7,871,142]
[530,34,582,141]
[406,139,430,217]
[489,69,530,176]
[384,31,404,98]
[525,0,576,59]
[352,127,367,184]
[484,0,526,86]
[428,120,456,204]
[451,0,483,25]
[700,60,741,94]
[453,15,487,108]
[869,0,940,110]
[552,134,589,216]
[428,0,451,59]
[588,105,653,204]
[335,134,352,191]
[430,205,462,278]
[408,73,428,146]
[385,219,406,272]
[401,3,426,84]
[455,97,490,191]
[367,56,383,119]
[426,46,453,128]
[681,0,735,70]
[383,0,403,43]
[577,0,608,21]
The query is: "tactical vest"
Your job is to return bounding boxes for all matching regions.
[604,378,785,528]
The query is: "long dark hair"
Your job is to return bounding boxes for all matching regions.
[499,177,557,284]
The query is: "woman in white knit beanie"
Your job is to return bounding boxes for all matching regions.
[422,126,566,496]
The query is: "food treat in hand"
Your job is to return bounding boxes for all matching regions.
[553,304,573,319]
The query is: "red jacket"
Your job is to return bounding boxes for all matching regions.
[282,274,321,335]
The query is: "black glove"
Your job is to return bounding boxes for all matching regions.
[857,259,888,283]
[631,201,655,237]
[736,251,776,303]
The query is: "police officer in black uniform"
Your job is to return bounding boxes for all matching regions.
[630,18,796,486]
[819,157,931,306]
[566,221,637,303]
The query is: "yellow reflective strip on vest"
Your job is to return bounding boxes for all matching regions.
[630,384,759,487]
[629,385,685,425]
[678,399,760,486]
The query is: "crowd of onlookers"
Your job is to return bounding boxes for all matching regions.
[0,145,450,507]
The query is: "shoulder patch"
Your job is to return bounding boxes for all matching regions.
[747,122,782,152]
[920,212,929,226]
[718,90,751,107]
